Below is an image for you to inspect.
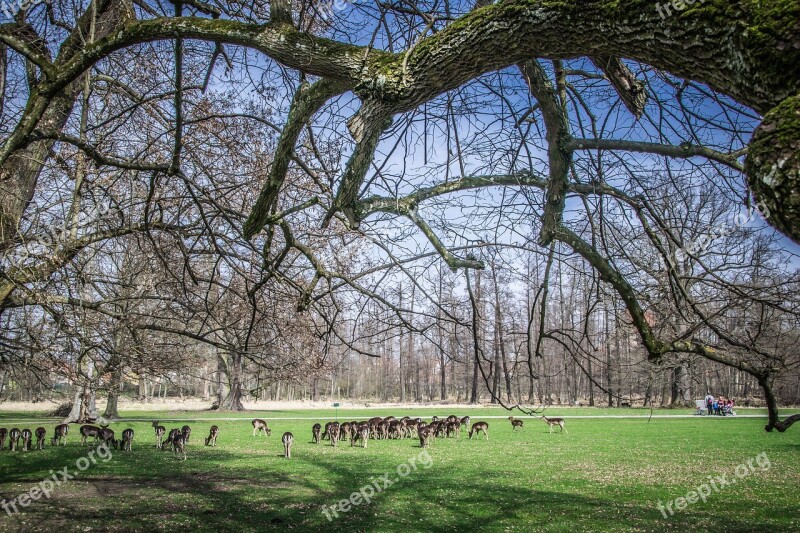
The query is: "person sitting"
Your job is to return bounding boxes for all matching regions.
[712,399,720,416]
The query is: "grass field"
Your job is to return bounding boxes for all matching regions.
[0,407,799,532]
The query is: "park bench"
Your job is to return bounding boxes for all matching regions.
[694,400,706,416]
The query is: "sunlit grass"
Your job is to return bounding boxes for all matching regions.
[0,409,798,531]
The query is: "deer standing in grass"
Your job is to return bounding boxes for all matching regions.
[252,419,271,436]
[282,432,294,458]
[312,423,321,444]
[328,423,340,447]
[120,429,134,451]
[172,433,187,461]
[469,422,489,440]
[52,424,68,446]
[0,428,6,450]
[152,421,166,448]
[205,426,219,446]
[540,415,566,433]
[8,428,20,451]
[181,425,192,443]
[21,429,32,451]
[35,427,46,449]
[80,425,101,446]
[508,417,524,431]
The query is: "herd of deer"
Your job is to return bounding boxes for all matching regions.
[0,414,565,460]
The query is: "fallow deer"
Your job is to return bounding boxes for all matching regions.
[339,422,352,441]
[35,427,46,449]
[540,415,566,433]
[121,428,134,451]
[312,423,321,444]
[205,425,218,446]
[508,416,524,430]
[172,433,187,461]
[0,428,7,450]
[152,421,166,449]
[377,420,389,440]
[446,415,459,423]
[322,421,337,440]
[98,428,117,449]
[469,422,489,440]
[181,425,192,443]
[52,424,68,446]
[80,425,101,446]
[252,419,271,437]
[282,432,294,458]
[460,416,471,431]
[21,429,32,451]
[351,424,369,448]
[418,425,433,448]
[164,428,182,451]
[328,422,340,447]
[446,422,460,438]
[8,428,20,451]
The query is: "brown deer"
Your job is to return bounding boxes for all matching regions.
[152,421,166,449]
[351,424,369,448]
[252,419,271,436]
[172,433,187,461]
[446,422,460,438]
[35,427,46,450]
[181,425,192,443]
[339,422,352,441]
[52,424,68,446]
[540,415,566,433]
[446,415,459,423]
[508,416,524,430]
[469,422,489,440]
[164,428,182,451]
[0,428,7,450]
[282,432,294,458]
[460,416,471,431]
[8,428,20,451]
[377,420,389,440]
[328,422,340,447]
[205,426,219,446]
[322,421,338,440]
[21,429,32,451]
[312,423,321,444]
[418,425,433,448]
[121,428,134,451]
[98,428,117,449]
[80,425,101,446]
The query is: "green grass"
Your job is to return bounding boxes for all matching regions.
[0,409,798,532]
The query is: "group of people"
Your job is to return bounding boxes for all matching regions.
[705,394,735,416]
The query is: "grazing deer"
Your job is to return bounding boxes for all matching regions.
[282,432,294,458]
[418,425,433,448]
[252,419,271,437]
[446,415,459,423]
[312,423,321,444]
[21,429,32,451]
[8,428,21,451]
[35,427,46,450]
[52,424,68,446]
[172,433,187,461]
[98,428,117,449]
[0,428,7,450]
[508,416,524,431]
[164,428,182,451]
[469,422,489,440]
[351,424,369,448]
[181,425,192,443]
[80,425,101,446]
[152,421,166,449]
[121,429,134,451]
[540,415,566,433]
[339,422,352,441]
[446,422,460,438]
[205,426,219,446]
[328,423,340,447]
[460,416,471,431]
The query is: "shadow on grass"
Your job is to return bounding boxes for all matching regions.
[0,444,789,532]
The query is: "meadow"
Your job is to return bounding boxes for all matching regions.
[0,407,798,532]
